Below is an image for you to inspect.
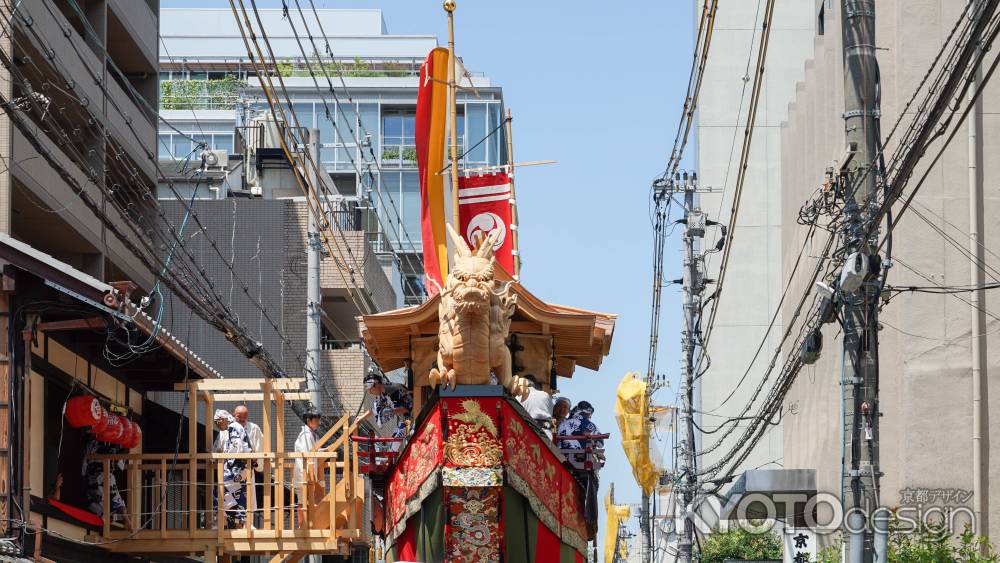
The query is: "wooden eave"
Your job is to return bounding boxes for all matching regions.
[358,280,616,376]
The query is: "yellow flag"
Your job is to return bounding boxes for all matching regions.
[604,489,631,563]
[615,372,660,495]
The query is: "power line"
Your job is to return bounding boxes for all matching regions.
[695,0,777,368]
[1,5,351,419]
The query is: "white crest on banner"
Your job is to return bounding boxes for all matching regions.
[467,212,506,251]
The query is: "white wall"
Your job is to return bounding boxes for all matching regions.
[695,0,818,477]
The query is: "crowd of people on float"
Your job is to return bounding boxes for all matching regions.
[516,374,605,469]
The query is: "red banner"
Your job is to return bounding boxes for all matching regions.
[458,172,515,275]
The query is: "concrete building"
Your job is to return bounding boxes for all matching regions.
[0,0,235,560]
[154,9,505,418]
[779,0,1000,544]
[695,0,818,488]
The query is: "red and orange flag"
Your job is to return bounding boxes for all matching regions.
[415,47,450,295]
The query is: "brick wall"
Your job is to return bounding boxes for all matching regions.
[285,201,397,312]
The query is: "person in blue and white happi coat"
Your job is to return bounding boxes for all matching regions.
[213,409,252,528]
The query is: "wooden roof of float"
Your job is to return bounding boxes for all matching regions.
[358,271,616,377]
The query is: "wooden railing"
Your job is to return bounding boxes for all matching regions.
[85,378,368,560]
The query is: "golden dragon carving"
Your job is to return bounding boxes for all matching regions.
[428,224,530,399]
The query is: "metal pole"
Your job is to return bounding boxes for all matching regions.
[306,128,322,414]
[444,0,460,229]
[640,491,650,563]
[967,0,988,537]
[677,173,702,563]
[839,1,879,561]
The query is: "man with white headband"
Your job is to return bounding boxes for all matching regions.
[214,409,252,528]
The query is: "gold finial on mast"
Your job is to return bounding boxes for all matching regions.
[443,0,456,12]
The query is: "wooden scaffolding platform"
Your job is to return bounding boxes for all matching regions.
[87,378,368,562]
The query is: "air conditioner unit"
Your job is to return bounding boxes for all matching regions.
[201,149,229,170]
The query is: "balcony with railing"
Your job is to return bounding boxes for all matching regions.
[379,144,417,168]
[89,378,368,560]
[159,78,245,111]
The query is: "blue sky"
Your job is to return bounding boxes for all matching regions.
[163,0,695,554]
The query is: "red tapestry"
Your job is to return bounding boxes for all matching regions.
[386,396,592,558]
[443,398,504,467]
[445,486,502,563]
[386,404,443,531]
[560,469,590,548]
[502,407,563,531]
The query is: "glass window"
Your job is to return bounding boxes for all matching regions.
[382,114,403,145]
[318,105,335,149]
[489,104,504,166]
[378,173,401,244]
[465,103,487,164]
[291,102,314,131]
[456,111,465,151]
[188,71,207,81]
[400,171,421,250]
[158,134,172,160]
[336,104,358,144]
[335,147,356,171]
[401,115,415,143]
[403,274,426,303]
[172,136,192,159]
[382,112,415,146]
[359,103,379,154]
[192,134,211,152]
[213,134,234,153]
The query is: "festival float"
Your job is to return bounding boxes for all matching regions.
[358,225,616,562]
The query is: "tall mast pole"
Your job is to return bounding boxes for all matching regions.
[504,108,521,279]
[839,1,880,560]
[444,0,460,229]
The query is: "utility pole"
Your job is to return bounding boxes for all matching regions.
[838,1,882,561]
[676,172,705,563]
[306,128,323,414]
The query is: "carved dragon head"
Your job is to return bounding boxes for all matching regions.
[445,223,499,316]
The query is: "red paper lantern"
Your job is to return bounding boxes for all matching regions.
[65,396,105,429]
[113,419,133,447]
[90,407,109,435]
[96,414,124,443]
[122,423,142,450]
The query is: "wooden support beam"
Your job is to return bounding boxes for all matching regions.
[160,459,168,538]
[213,392,312,402]
[103,459,111,537]
[216,461,224,545]
[311,416,346,452]
[188,382,198,534]
[35,317,106,331]
[261,380,272,530]
[174,378,304,391]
